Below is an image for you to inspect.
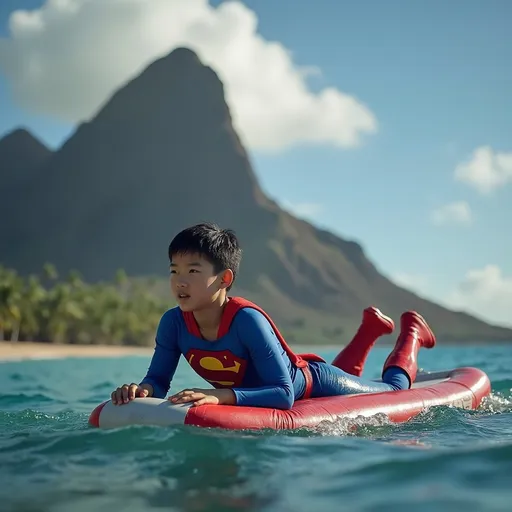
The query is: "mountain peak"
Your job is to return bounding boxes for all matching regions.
[0,127,49,153]
[0,127,52,179]
[165,46,202,65]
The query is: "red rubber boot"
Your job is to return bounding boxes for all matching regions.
[332,307,395,376]
[382,311,436,387]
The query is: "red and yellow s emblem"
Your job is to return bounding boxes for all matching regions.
[185,349,247,387]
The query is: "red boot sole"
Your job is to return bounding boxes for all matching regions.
[363,306,394,334]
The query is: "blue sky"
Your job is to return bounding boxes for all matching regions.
[1,0,511,326]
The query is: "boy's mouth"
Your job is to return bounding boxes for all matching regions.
[178,293,190,299]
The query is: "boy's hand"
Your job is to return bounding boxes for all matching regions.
[111,383,151,405]
[168,388,236,407]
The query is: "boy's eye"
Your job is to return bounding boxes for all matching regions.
[189,269,199,273]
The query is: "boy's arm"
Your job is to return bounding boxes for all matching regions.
[231,309,295,410]
[139,310,181,398]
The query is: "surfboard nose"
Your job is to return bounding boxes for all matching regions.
[88,400,109,427]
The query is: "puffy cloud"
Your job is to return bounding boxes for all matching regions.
[0,0,377,152]
[281,200,324,220]
[391,272,438,302]
[392,272,428,294]
[430,201,473,226]
[447,265,512,327]
[392,265,512,327]
[455,146,512,194]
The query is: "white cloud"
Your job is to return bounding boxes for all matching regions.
[392,268,512,327]
[0,0,378,152]
[392,272,427,289]
[455,146,512,194]
[430,201,473,226]
[281,200,324,220]
[391,272,429,295]
[446,265,512,327]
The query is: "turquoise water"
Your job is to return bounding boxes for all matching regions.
[1,345,511,512]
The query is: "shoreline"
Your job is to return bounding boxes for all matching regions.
[1,338,509,363]
[0,341,153,362]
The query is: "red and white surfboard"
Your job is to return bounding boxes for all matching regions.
[89,367,491,430]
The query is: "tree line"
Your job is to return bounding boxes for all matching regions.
[0,264,172,345]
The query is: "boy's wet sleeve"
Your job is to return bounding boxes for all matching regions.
[230,309,295,409]
[139,310,181,398]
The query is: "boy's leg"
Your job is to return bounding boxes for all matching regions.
[382,311,436,387]
[310,361,409,398]
[310,311,435,397]
[331,307,394,376]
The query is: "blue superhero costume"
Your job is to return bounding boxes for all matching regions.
[140,297,409,409]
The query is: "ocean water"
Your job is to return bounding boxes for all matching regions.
[1,345,511,512]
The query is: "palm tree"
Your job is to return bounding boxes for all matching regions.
[42,278,85,344]
[20,275,47,341]
[0,266,23,342]
[43,263,58,281]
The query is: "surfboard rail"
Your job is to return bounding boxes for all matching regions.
[89,367,491,430]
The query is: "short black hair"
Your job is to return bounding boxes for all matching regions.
[168,222,242,291]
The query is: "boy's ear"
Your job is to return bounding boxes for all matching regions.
[220,269,234,289]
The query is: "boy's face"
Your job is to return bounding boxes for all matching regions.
[169,252,230,311]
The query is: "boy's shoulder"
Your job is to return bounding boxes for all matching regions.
[158,305,183,328]
[162,304,182,316]
[228,298,275,329]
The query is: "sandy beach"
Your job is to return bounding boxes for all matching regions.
[0,342,153,362]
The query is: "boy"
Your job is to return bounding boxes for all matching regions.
[111,223,435,409]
